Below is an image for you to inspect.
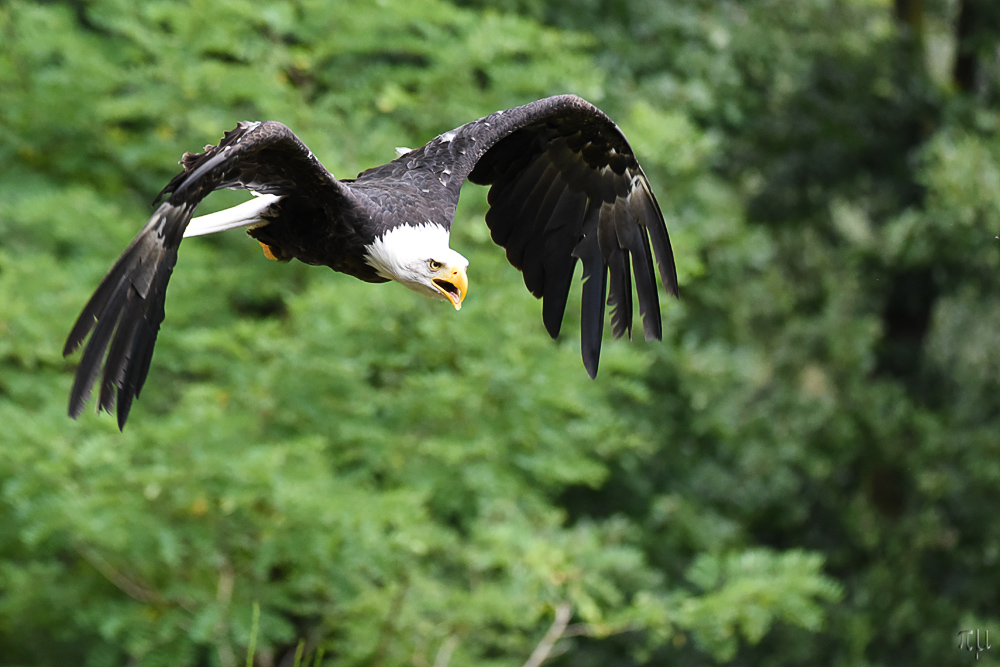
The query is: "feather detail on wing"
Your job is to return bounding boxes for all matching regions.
[454,95,679,377]
[65,121,344,428]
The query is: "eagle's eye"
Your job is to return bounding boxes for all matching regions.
[428,259,443,271]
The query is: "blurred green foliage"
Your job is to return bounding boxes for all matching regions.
[0,0,998,665]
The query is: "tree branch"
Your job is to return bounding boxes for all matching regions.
[74,541,161,604]
[433,636,459,667]
[522,603,572,667]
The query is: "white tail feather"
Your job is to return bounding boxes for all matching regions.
[183,194,283,238]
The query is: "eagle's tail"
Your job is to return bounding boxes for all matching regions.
[63,199,192,429]
[182,193,282,238]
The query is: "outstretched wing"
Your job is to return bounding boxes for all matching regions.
[64,121,347,429]
[416,95,679,377]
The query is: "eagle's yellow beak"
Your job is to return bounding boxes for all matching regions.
[432,265,468,310]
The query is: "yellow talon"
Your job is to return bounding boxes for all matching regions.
[259,241,279,261]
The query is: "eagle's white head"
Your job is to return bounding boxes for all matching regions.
[363,223,469,309]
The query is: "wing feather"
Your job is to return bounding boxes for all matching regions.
[519,172,570,296]
[540,191,587,338]
[632,178,679,298]
[615,201,662,341]
[497,162,560,271]
[573,202,607,378]
[484,155,552,248]
[602,202,632,340]
[68,278,131,416]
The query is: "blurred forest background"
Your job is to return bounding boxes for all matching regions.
[1,0,999,665]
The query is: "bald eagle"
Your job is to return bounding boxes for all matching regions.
[65,95,678,428]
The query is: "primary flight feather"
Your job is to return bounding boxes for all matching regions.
[64,95,679,428]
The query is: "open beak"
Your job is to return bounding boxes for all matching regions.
[432,265,468,310]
